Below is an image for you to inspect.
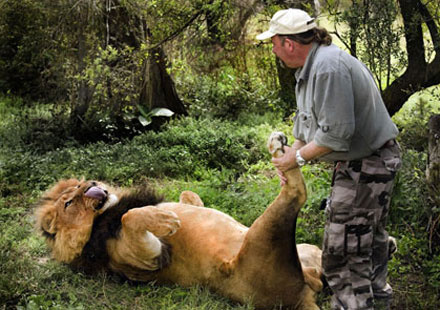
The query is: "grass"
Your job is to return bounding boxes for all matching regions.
[1,95,440,310]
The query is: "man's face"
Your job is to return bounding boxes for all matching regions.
[271,35,303,69]
[271,35,288,64]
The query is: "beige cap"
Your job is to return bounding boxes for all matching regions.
[256,8,317,40]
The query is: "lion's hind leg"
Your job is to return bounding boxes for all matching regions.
[303,267,323,292]
[179,190,204,207]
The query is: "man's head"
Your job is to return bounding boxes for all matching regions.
[257,9,331,69]
[256,9,317,41]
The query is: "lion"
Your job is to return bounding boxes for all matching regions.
[35,132,323,310]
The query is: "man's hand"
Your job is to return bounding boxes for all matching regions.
[272,145,297,186]
[271,140,333,186]
[272,145,297,171]
[276,168,288,186]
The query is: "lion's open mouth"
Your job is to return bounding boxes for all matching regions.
[84,186,108,210]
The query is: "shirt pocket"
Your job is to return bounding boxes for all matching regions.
[294,111,314,141]
[297,111,312,128]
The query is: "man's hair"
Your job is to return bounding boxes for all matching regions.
[280,27,332,46]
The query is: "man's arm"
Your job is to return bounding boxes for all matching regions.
[298,141,333,163]
[272,140,333,185]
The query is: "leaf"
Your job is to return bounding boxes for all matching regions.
[138,115,152,126]
[150,108,174,117]
[137,104,151,118]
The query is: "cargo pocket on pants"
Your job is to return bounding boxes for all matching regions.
[324,208,374,257]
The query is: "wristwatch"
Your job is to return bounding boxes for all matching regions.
[296,149,307,167]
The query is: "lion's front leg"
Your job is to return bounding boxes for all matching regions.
[107,206,180,273]
[122,206,181,237]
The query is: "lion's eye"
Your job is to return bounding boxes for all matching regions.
[64,200,73,209]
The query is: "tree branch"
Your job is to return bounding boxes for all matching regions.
[147,10,203,50]
[418,0,440,56]
[330,30,352,53]
[398,0,427,69]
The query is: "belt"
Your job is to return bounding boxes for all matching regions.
[333,139,397,167]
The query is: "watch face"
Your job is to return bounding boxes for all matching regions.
[296,150,306,166]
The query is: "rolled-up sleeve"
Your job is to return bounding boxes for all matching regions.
[313,71,355,151]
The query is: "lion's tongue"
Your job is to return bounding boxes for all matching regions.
[84,186,107,201]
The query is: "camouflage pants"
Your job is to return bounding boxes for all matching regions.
[322,141,401,310]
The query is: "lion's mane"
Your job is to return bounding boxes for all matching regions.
[66,185,167,275]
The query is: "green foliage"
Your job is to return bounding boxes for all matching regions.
[175,65,283,119]
[75,44,141,127]
[326,0,405,89]
[136,106,175,127]
[393,92,440,152]
[0,95,72,153]
[0,0,56,99]
[0,115,269,196]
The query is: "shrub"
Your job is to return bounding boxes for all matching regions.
[393,96,439,152]
[0,96,74,153]
[0,115,270,196]
[175,65,283,120]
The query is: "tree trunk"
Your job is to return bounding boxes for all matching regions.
[382,0,440,116]
[71,7,94,133]
[109,2,187,122]
[427,114,440,253]
[427,114,440,204]
[139,46,186,115]
[274,0,315,115]
[276,59,297,116]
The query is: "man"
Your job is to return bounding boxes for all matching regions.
[256,8,401,310]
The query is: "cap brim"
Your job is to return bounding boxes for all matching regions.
[256,30,276,41]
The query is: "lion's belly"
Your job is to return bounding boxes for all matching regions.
[156,203,248,285]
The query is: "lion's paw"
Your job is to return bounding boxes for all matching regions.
[267,132,288,157]
[388,236,397,259]
[123,207,182,238]
[150,209,181,237]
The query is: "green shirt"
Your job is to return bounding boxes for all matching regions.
[293,43,399,162]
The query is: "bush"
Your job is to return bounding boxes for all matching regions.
[0,0,62,101]
[393,96,439,152]
[0,96,74,153]
[0,115,271,196]
[175,65,283,119]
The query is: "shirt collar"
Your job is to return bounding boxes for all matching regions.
[295,42,320,82]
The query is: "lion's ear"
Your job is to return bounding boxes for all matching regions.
[39,206,57,236]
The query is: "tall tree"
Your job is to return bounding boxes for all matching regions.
[383,0,440,116]
[325,0,440,116]
[427,114,440,252]
[70,1,96,132]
